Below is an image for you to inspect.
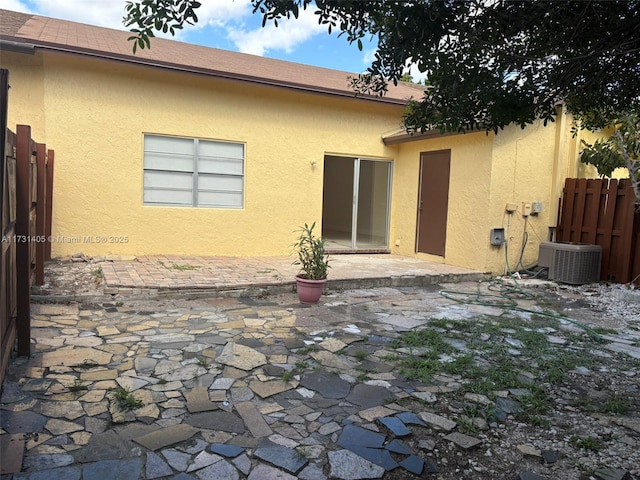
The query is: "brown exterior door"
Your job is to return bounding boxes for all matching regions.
[416,150,451,256]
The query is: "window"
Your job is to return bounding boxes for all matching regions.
[143,134,244,208]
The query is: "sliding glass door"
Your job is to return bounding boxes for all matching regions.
[322,156,392,250]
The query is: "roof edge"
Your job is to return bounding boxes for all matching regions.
[382,129,463,145]
[382,126,494,144]
[1,35,411,106]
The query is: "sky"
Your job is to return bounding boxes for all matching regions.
[0,0,386,75]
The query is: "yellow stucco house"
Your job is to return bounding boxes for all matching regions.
[0,9,599,275]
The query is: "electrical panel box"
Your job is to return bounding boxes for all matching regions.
[505,203,518,213]
[490,228,505,246]
[522,202,532,217]
[532,202,543,214]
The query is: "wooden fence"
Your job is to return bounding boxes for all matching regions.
[1,70,55,387]
[556,178,640,284]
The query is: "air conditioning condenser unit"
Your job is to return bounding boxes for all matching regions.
[538,242,602,285]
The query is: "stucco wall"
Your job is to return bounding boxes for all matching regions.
[3,48,614,273]
[391,116,587,275]
[487,120,559,273]
[390,131,494,271]
[3,50,402,257]
[2,51,46,138]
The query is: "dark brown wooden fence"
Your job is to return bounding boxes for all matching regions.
[1,70,55,387]
[556,178,639,284]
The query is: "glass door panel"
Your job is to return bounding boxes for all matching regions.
[322,156,391,250]
[355,159,391,248]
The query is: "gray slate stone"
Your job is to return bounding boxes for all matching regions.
[337,424,386,449]
[496,397,524,414]
[328,449,385,480]
[22,453,75,471]
[146,452,173,479]
[340,445,398,471]
[300,371,351,399]
[299,463,328,480]
[594,467,630,480]
[186,451,223,472]
[378,417,411,437]
[82,458,144,480]
[443,432,482,450]
[185,387,218,413]
[284,338,306,349]
[12,466,81,480]
[209,443,245,458]
[232,454,252,475]
[346,384,390,408]
[542,449,559,464]
[248,463,297,480]
[263,365,285,376]
[254,441,309,474]
[400,455,424,475]
[395,411,427,426]
[72,430,137,463]
[0,410,47,434]
[186,411,245,434]
[419,412,457,431]
[385,439,413,454]
[162,448,191,471]
[134,424,199,450]
[195,459,239,480]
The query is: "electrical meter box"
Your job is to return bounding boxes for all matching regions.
[490,228,505,246]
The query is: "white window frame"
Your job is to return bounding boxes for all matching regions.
[143,134,245,208]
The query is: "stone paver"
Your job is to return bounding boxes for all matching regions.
[133,424,199,450]
[5,268,640,480]
[96,254,483,295]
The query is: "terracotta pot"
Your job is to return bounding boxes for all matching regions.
[295,275,327,304]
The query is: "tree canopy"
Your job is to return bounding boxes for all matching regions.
[580,113,640,203]
[124,0,640,134]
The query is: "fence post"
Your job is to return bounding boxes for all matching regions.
[45,149,54,260]
[16,124,32,356]
[36,143,46,285]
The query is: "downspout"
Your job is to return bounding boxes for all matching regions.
[550,104,568,241]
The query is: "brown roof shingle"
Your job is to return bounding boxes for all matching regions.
[0,8,423,104]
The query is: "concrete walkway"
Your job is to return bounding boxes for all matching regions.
[99,254,485,296]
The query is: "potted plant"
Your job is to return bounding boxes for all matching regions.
[292,222,330,304]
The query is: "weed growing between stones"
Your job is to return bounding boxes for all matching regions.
[171,264,200,271]
[196,356,209,368]
[601,395,632,415]
[68,378,88,396]
[389,314,606,425]
[354,350,369,361]
[296,345,319,355]
[73,359,99,370]
[109,386,143,411]
[569,435,604,451]
[90,268,103,282]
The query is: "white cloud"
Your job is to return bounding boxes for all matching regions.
[0,0,354,68]
[406,62,428,84]
[363,47,377,65]
[12,0,129,30]
[227,7,325,56]
[0,0,253,33]
[0,0,32,13]
[190,0,252,29]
